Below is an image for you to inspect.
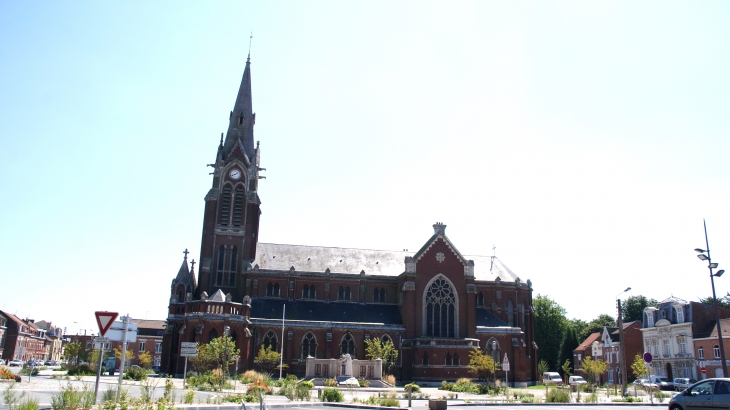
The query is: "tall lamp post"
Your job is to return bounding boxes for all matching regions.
[695,219,727,378]
[224,326,230,381]
[617,286,631,396]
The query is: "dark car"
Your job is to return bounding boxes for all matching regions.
[668,378,730,410]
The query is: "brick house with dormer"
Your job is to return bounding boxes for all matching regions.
[160,57,538,384]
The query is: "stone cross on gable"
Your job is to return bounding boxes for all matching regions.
[436,252,445,263]
[183,249,189,259]
[190,259,196,270]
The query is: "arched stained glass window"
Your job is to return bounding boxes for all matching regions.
[340,334,355,357]
[425,277,456,337]
[263,331,277,352]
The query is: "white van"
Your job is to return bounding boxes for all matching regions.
[543,372,563,385]
[569,376,588,385]
[649,375,673,390]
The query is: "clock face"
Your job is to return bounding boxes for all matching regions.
[229,169,241,180]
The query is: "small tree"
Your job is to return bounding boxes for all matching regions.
[254,345,286,375]
[561,359,573,385]
[138,351,152,369]
[631,354,650,381]
[364,337,398,375]
[190,343,215,373]
[113,347,135,369]
[62,342,84,367]
[537,359,549,383]
[581,357,608,391]
[468,348,497,382]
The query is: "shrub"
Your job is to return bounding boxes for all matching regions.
[585,393,598,403]
[404,382,420,392]
[67,365,95,376]
[655,391,669,403]
[545,388,571,403]
[50,383,96,410]
[0,366,15,380]
[123,366,148,381]
[16,397,39,410]
[183,389,196,404]
[299,380,314,389]
[519,393,537,403]
[384,374,396,385]
[321,387,344,402]
[222,393,259,403]
[323,378,337,387]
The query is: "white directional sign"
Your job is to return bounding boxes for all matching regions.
[106,321,138,342]
[181,342,198,348]
[180,348,198,357]
[94,336,111,350]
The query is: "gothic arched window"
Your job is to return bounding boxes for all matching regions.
[267,283,274,297]
[301,333,317,359]
[423,352,429,365]
[486,338,500,363]
[373,288,379,302]
[228,246,237,286]
[303,285,309,299]
[445,353,451,366]
[273,283,280,297]
[345,287,351,300]
[340,334,355,357]
[219,186,232,225]
[338,286,345,300]
[309,285,315,299]
[453,353,460,366]
[263,331,277,352]
[425,277,456,337]
[477,292,484,306]
[208,328,218,343]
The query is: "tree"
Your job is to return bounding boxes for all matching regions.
[468,348,497,382]
[631,354,649,381]
[62,342,84,367]
[364,337,398,375]
[138,351,152,369]
[700,292,730,309]
[561,359,573,385]
[254,345,285,375]
[196,336,239,376]
[190,343,215,373]
[581,314,616,342]
[580,357,608,391]
[621,296,658,322]
[113,347,135,369]
[534,294,568,371]
[559,326,579,372]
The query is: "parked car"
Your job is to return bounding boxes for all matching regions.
[543,372,563,385]
[674,377,698,391]
[633,378,659,390]
[9,360,23,367]
[649,375,674,390]
[0,359,5,365]
[569,376,588,386]
[668,378,730,410]
[45,360,58,366]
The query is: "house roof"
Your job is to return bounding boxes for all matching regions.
[575,332,601,351]
[130,319,166,331]
[253,243,520,282]
[697,318,730,339]
[475,307,509,327]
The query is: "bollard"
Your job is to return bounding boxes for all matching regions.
[408,385,412,408]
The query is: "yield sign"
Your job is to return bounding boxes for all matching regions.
[95,311,118,336]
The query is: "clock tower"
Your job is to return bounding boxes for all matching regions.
[196,55,263,301]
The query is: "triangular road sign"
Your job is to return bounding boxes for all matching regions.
[95,311,119,336]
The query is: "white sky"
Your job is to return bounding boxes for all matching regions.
[1,1,729,335]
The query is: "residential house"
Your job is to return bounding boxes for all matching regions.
[574,332,601,380]
[693,317,730,379]
[599,321,642,384]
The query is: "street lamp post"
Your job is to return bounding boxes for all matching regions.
[695,219,728,378]
[224,326,230,381]
[616,287,631,396]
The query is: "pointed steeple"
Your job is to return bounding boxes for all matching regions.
[174,249,191,282]
[223,57,255,160]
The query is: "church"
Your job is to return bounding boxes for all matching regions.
[160,56,538,385]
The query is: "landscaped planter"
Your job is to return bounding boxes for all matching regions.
[429,399,447,410]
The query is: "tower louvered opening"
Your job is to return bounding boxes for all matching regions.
[219,186,232,225]
[233,187,245,226]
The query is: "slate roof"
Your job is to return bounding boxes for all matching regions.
[475,307,509,327]
[253,243,520,282]
[250,298,403,325]
[696,318,730,339]
[130,319,166,331]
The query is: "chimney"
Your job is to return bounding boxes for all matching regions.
[433,222,446,235]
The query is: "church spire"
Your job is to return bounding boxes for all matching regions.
[223,57,255,160]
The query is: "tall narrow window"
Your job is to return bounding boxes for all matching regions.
[263,331,277,352]
[698,346,705,359]
[679,336,687,354]
[219,186,232,225]
[453,353,459,366]
[274,283,280,297]
[425,277,456,337]
[301,333,317,359]
[676,306,685,323]
[445,353,451,366]
[715,345,720,359]
[228,246,237,287]
[232,187,244,227]
[303,285,309,299]
[340,334,355,357]
[647,311,654,327]
[309,285,315,299]
[267,283,273,297]
[345,287,351,300]
[422,353,429,365]
[379,288,385,302]
[338,287,345,300]
[208,328,218,342]
[373,288,379,302]
[477,293,484,306]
